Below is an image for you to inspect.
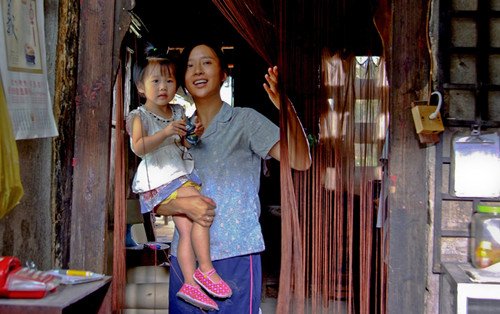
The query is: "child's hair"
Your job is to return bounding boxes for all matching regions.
[133,43,179,88]
[178,40,229,90]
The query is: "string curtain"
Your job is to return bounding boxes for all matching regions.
[212,0,277,65]
[306,50,389,313]
[211,1,391,313]
[212,0,305,312]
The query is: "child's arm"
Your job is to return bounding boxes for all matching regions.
[130,115,187,156]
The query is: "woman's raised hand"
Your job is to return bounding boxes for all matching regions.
[263,65,280,109]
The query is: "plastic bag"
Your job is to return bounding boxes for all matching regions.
[0,73,24,218]
[450,129,500,198]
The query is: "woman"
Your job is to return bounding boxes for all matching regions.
[156,41,311,313]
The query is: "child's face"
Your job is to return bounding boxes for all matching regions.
[138,63,177,107]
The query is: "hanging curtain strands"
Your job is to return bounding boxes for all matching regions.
[111,1,391,312]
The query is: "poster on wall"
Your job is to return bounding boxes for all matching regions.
[0,0,58,139]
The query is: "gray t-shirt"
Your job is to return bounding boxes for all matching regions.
[171,102,280,261]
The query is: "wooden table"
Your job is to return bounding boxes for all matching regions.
[0,276,111,314]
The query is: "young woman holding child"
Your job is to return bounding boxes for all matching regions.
[126,45,231,311]
[156,41,311,313]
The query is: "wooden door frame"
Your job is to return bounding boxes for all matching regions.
[52,0,131,272]
[52,0,431,311]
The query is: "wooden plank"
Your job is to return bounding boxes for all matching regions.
[112,0,133,77]
[52,0,79,269]
[70,0,117,273]
[387,0,430,313]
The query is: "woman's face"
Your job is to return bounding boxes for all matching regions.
[184,44,227,101]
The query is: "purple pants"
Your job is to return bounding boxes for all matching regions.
[168,253,262,313]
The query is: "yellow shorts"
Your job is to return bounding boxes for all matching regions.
[161,181,201,205]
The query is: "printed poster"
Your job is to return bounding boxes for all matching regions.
[0,0,58,139]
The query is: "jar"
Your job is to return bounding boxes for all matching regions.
[471,204,500,268]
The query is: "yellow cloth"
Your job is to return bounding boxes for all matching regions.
[161,181,200,205]
[0,73,24,218]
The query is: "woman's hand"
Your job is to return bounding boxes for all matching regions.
[263,66,313,171]
[263,66,280,109]
[156,195,216,227]
[163,119,187,138]
[185,195,216,227]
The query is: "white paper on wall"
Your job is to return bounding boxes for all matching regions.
[0,0,58,139]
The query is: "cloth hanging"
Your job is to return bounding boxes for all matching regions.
[0,73,24,218]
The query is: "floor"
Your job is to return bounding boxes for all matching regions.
[131,216,347,313]
[153,214,174,243]
[260,298,277,313]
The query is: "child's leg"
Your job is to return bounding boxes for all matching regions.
[174,186,220,282]
[191,216,214,273]
[172,214,197,286]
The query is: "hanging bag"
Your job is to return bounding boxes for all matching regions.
[0,73,24,218]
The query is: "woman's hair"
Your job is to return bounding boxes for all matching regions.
[133,43,179,87]
[178,40,229,90]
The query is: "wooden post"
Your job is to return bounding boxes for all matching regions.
[387,0,430,313]
[52,1,79,269]
[70,1,117,272]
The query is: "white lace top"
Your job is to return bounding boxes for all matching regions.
[126,104,194,193]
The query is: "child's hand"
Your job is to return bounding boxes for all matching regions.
[263,65,280,109]
[163,119,186,138]
[193,117,204,137]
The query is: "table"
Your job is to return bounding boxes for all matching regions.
[440,263,500,314]
[0,276,111,314]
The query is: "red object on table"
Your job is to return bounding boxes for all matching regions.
[0,256,59,299]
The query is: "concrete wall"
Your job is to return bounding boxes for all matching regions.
[0,0,59,270]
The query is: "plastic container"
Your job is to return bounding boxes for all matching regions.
[471,204,500,268]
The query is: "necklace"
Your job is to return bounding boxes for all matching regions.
[141,105,173,122]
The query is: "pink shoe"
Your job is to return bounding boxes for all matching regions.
[176,283,219,311]
[193,268,232,298]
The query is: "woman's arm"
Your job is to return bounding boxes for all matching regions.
[263,66,312,171]
[155,195,216,227]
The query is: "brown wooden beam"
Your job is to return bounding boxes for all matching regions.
[70,0,117,273]
[387,0,431,313]
[112,1,132,79]
[51,0,80,269]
